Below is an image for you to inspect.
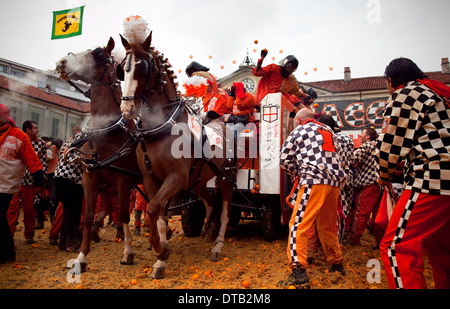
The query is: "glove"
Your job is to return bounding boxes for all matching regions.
[261,49,268,58]
[206,111,221,120]
[31,170,46,188]
[230,86,236,98]
[303,96,313,106]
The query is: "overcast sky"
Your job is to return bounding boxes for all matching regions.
[0,0,449,83]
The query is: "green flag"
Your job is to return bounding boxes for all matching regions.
[51,6,84,40]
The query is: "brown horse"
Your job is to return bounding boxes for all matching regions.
[56,37,142,271]
[118,32,236,279]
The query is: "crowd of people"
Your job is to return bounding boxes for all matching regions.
[0,53,449,290]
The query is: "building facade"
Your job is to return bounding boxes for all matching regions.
[0,57,90,141]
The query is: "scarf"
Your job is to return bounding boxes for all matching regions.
[417,78,450,98]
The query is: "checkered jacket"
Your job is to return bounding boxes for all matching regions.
[22,137,47,186]
[281,119,346,191]
[54,135,83,185]
[352,140,379,188]
[377,81,450,195]
[336,131,354,176]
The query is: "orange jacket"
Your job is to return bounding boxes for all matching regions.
[202,91,227,116]
[0,124,43,194]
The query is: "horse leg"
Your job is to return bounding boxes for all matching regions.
[118,183,134,265]
[76,175,99,272]
[145,174,183,279]
[199,195,214,239]
[149,213,169,279]
[210,182,233,262]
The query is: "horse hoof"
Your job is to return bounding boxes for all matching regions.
[156,245,170,261]
[120,253,134,265]
[149,267,165,279]
[210,252,221,262]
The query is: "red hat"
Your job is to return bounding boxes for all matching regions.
[0,104,16,126]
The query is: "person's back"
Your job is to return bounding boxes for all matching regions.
[378,80,450,194]
[378,57,450,289]
[281,115,345,188]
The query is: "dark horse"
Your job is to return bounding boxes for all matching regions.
[118,32,236,279]
[56,37,142,271]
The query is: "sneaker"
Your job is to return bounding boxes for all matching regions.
[329,263,346,276]
[278,267,310,289]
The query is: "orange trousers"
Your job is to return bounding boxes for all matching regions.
[7,185,37,240]
[288,184,343,269]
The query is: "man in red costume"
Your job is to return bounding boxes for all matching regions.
[227,82,256,123]
[202,79,228,124]
[252,50,310,111]
[8,120,47,244]
[0,104,44,263]
[378,57,450,289]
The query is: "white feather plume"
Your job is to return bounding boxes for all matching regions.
[122,15,150,44]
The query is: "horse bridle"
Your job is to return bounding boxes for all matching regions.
[66,47,120,100]
[119,51,160,104]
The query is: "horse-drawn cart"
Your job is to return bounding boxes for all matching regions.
[177,93,294,241]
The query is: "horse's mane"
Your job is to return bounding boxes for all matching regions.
[124,41,179,94]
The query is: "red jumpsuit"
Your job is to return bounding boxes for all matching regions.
[252,64,307,108]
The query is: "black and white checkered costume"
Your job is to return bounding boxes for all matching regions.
[336,131,354,216]
[281,120,346,266]
[281,120,346,205]
[377,81,450,195]
[352,140,379,188]
[21,137,47,186]
[54,136,83,185]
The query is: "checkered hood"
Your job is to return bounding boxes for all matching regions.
[280,120,346,188]
[352,140,379,188]
[54,137,83,185]
[377,81,450,195]
[22,137,47,186]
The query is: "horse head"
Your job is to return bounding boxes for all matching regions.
[56,37,117,86]
[118,32,178,120]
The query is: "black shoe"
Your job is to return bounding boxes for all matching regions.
[134,226,141,235]
[329,263,346,276]
[278,267,310,289]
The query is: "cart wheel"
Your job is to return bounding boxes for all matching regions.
[181,198,206,237]
[262,198,281,242]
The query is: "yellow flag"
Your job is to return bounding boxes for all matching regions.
[51,6,84,40]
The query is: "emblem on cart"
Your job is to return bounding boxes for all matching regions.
[262,105,279,123]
